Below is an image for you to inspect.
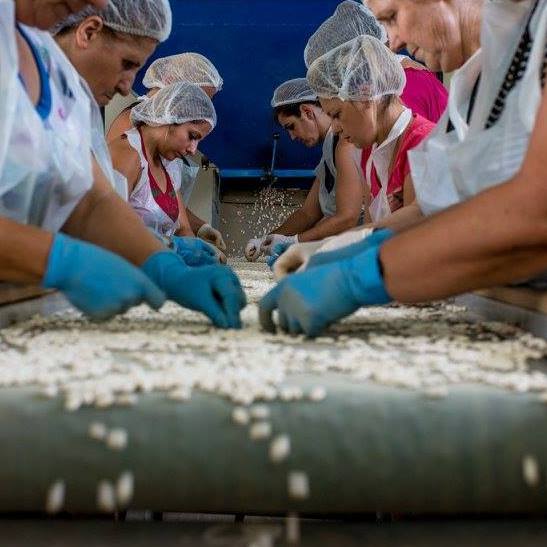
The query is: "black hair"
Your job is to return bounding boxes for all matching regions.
[273,100,321,122]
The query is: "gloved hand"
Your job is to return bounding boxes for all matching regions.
[43,233,166,320]
[172,236,226,266]
[142,251,246,329]
[306,229,395,270]
[259,245,391,337]
[197,223,227,252]
[316,227,374,254]
[261,234,297,256]
[171,236,219,267]
[266,242,292,270]
[272,241,325,279]
[245,237,266,262]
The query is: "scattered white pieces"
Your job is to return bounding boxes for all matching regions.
[270,435,291,464]
[423,386,449,400]
[286,512,300,544]
[106,428,128,451]
[117,393,138,406]
[522,455,540,487]
[95,393,115,409]
[88,422,108,441]
[97,480,116,513]
[288,471,309,500]
[250,404,270,420]
[280,386,304,402]
[42,385,58,399]
[232,406,250,426]
[308,386,327,402]
[168,388,191,402]
[45,480,65,514]
[249,421,272,441]
[116,471,135,508]
[64,395,82,412]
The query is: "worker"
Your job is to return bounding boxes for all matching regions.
[54,4,221,267]
[108,82,226,261]
[1,0,245,328]
[304,1,447,124]
[259,0,547,337]
[244,77,365,263]
[107,53,227,254]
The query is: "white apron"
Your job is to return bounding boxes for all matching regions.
[410,0,545,215]
[366,107,412,223]
[0,5,93,232]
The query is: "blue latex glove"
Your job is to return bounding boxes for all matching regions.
[142,251,246,329]
[259,245,391,337]
[171,236,219,267]
[306,229,395,270]
[266,242,292,270]
[43,234,166,320]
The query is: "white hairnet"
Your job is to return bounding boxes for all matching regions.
[307,35,406,101]
[304,0,387,68]
[52,0,172,42]
[271,78,318,108]
[130,82,217,129]
[143,53,223,92]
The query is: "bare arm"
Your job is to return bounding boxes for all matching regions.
[62,157,163,266]
[187,209,206,233]
[106,108,133,144]
[175,192,194,237]
[381,87,547,302]
[269,178,323,236]
[0,217,53,283]
[298,141,364,242]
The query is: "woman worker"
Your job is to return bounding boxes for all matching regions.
[1,0,245,328]
[259,0,547,337]
[304,1,448,124]
[54,7,222,267]
[244,77,365,262]
[107,53,227,253]
[108,82,224,259]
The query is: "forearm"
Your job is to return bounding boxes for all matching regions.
[62,163,163,266]
[374,202,425,233]
[0,218,53,283]
[298,213,361,242]
[271,208,318,236]
[381,177,547,302]
[187,209,205,233]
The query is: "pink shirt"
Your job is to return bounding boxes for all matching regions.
[401,67,448,123]
[362,114,435,213]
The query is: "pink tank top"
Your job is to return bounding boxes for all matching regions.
[362,114,435,213]
[401,67,448,123]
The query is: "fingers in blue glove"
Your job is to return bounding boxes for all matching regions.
[267,242,292,270]
[307,229,395,270]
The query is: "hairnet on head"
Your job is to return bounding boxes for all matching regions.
[304,0,387,68]
[307,35,405,102]
[130,82,217,129]
[271,78,318,108]
[143,53,223,91]
[52,0,172,42]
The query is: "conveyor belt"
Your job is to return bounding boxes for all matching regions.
[0,262,546,516]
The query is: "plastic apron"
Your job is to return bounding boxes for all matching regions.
[126,128,182,237]
[82,79,129,201]
[410,0,544,215]
[0,11,93,232]
[179,157,200,204]
[316,129,338,217]
[366,107,413,223]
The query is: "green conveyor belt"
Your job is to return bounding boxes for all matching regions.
[2,374,547,515]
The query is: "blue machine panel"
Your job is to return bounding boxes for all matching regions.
[135,0,342,177]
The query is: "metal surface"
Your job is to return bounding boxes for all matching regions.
[457,294,547,339]
[0,292,70,329]
[1,518,547,546]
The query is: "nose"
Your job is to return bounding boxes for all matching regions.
[389,31,406,53]
[187,141,198,155]
[116,74,136,97]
